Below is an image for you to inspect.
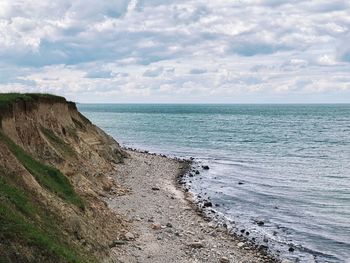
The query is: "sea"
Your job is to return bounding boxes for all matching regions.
[78,104,350,263]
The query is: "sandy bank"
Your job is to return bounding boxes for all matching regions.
[106,150,280,263]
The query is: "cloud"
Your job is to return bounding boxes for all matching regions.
[189,69,207,74]
[85,70,113,79]
[143,67,164,77]
[0,0,349,102]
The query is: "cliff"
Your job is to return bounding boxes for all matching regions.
[0,93,129,263]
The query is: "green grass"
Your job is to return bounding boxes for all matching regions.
[40,127,76,157]
[0,93,64,110]
[0,131,84,209]
[0,170,95,263]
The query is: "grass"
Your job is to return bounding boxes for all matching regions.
[0,93,64,110]
[0,93,96,262]
[40,127,76,157]
[0,131,84,209]
[0,170,95,263]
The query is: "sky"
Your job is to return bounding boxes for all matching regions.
[0,0,350,103]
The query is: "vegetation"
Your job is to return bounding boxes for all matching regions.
[0,131,84,209]
[0,93,65,110]
[41,127,76,157]
[0,169,95,263]
[0,93,100,262]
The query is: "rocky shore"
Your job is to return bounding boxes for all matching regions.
[106,150,282,263]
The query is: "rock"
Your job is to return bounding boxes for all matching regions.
[281,260,293,263]
[151,187,160,191]
[208,222,215,228]
[188,241,204,249]
[288,247,295,252]
[256,221,265,226]
[165,228,173,234]
[237,242,245,248]
[238,181,244,185]
[134,216,142,222]
[259,245,268,251]
[202,165,210,170]
[203,201,213,208]
[220,257,230,263]
[110,240,127,247]
[124,232,135,240]
[195,170,200,174]
[151,223,162,230]
[166,223,173,228]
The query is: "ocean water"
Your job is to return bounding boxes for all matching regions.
[79,104,350,263]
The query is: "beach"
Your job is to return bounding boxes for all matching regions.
[107,150,279,263]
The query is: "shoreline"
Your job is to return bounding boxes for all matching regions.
[106,148,282,262]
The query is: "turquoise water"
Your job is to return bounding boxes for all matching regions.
[79,104,350,262]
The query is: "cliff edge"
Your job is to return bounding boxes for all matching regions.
[0,93,129,263]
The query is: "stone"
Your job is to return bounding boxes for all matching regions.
[124,232,135,240]
[288,247,295,252]
[259,245,268,251]
[110,240,127,247]
[281,260,293,263]
[151,223,162,230]
[188,241,204,249]
[237,242,245,248]
[166,223,173,228]
[220,257,230,263]
[256,221,265,226]
[195,170,200,174]
[208,222,215,228]
[202,165,210,170]
[151,187,160,191]
[203,201,213,208]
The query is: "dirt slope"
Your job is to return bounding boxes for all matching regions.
[0,94,129,263]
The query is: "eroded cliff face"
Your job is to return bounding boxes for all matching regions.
[0,94,129,263]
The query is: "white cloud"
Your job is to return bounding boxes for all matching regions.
[0,0,349,102]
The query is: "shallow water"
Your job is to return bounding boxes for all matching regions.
[79,104,350,263]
